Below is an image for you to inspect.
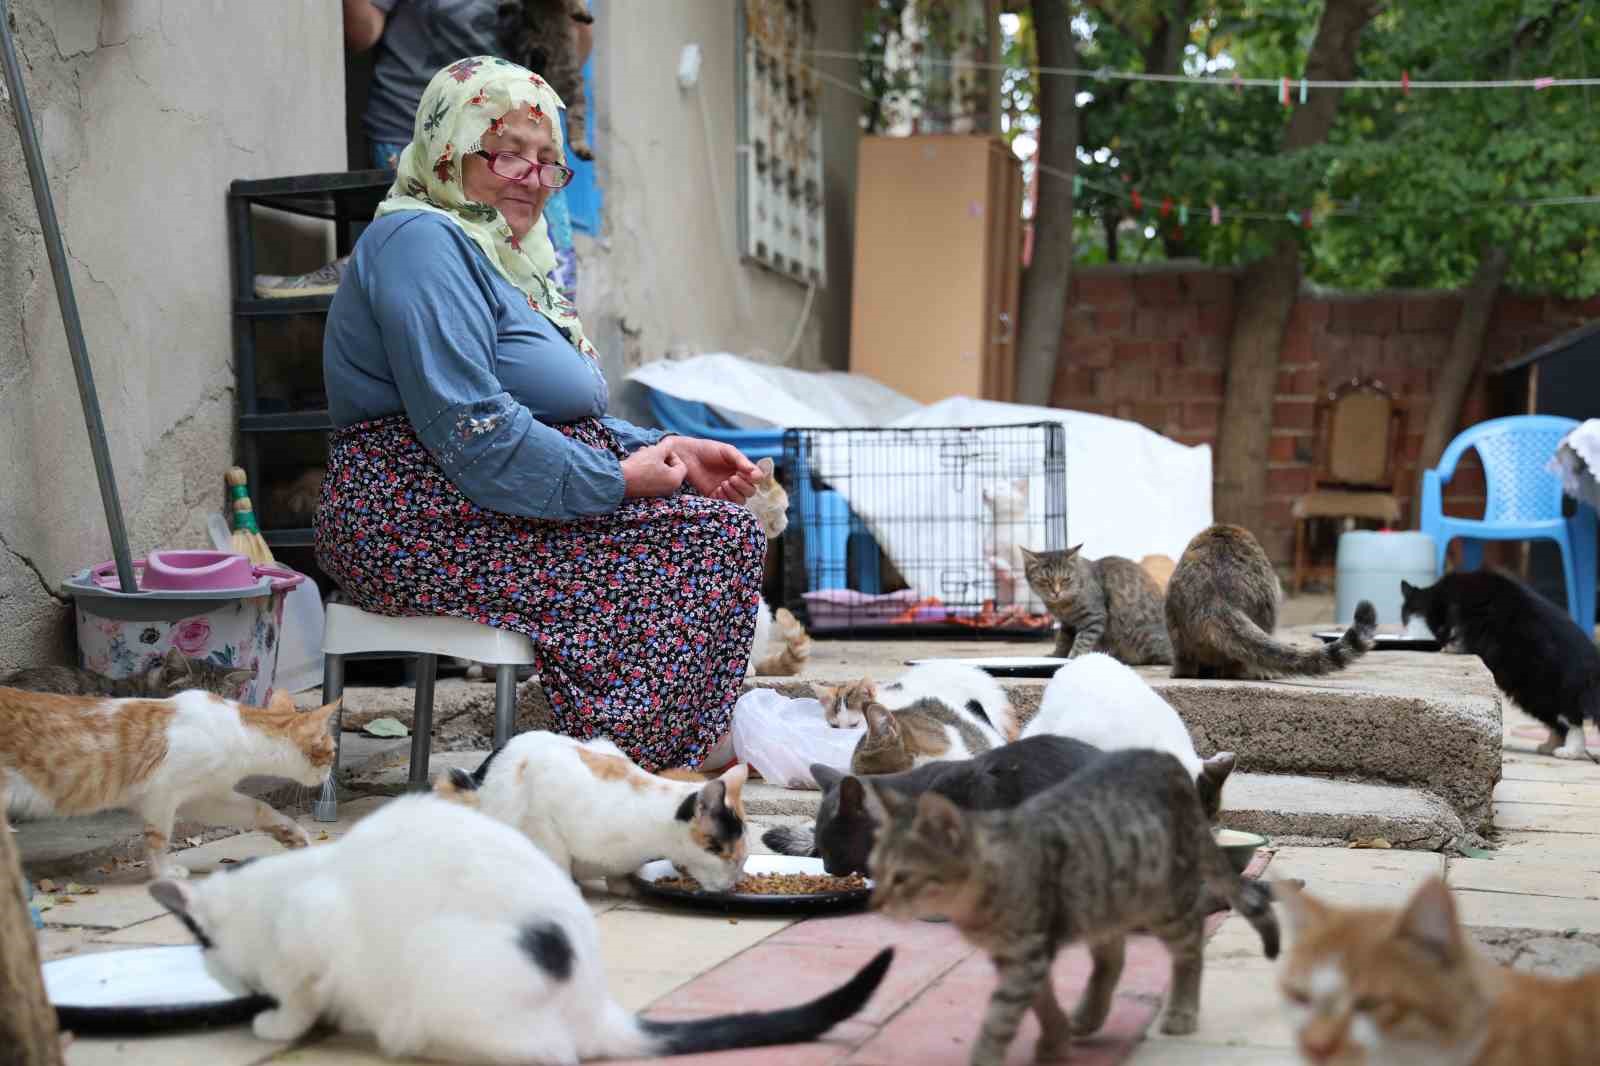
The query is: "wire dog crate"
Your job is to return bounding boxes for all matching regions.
[779,422,1067,637]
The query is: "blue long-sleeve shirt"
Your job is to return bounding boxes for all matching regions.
[323,211,665,518]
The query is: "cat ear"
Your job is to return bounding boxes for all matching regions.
[815,684,840,706]
[1271,878,1324,934]
[1064,543,1084,559]
[1201,751,1236,786]
[863,702,900,741]
[1400,581,1416,596]
[716,762,749,810]
[836,774,866,816]
[160,647,193,681]
[913,792,966,851]
[300,698,341,727]
[858,780,892,826]
[222,668,256,692]
[1018,547,1039,564]
[756,456,775,479]
[811,763,845,791]
[1394,878,1465,964]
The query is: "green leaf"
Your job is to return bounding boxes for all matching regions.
[362,717,410,738]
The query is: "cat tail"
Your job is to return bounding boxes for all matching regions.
[1200,844,1280,960]
[601,948,892,1058]
[760,824,819,857]
[1208,600,1376,678]
[752,608,812,677]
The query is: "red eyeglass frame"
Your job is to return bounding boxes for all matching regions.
[474,150,574,189]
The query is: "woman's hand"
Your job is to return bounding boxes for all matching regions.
[620,441,687,499]
[668,437,761,502]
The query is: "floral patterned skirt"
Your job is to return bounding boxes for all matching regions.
[314,414,766,771]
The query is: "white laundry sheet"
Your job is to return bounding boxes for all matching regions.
[628,353,1213,575]
[1556,419,1600,512]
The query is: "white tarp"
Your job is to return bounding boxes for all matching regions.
[628,354,1212,568]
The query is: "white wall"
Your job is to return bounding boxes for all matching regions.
[0,0,344,668]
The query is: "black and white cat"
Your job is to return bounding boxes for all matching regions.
[1402,570,1600,760]
[149,795,892,1063]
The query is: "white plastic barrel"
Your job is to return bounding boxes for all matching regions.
[1334,531,1438,625]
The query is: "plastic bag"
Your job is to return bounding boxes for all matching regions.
[730,688,863,789]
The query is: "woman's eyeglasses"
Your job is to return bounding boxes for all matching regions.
[474,151,573,189]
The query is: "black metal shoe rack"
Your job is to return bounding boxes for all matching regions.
[228,169,393,548]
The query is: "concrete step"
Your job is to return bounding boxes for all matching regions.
[743,772,1464,851]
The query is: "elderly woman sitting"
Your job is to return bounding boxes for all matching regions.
[317,57,765,772]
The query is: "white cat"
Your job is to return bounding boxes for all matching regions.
[1022,653,1235,816]
[820,660,1020,740]
[434,731,749,892]
[982,478,1034,610]
[149,795,892,1063]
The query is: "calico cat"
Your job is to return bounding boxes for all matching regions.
[1402,570,1600,760]
[1021,545,1173,665]
[149,794,893,1061]
[1167,524,1377,679]
[761,735,1104,874]
[0,687,338,879]
[501,0,595,160]
[2,647,255,700]
[863,749,1279,1066]
[1023,652,1236,818]
[1277,876,1600,1066]
[819,661,1017,738]
[436,731,749,891]
[851,697,1008,776]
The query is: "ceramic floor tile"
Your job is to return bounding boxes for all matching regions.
[595,907,793,976]
[1452,887,1600,933]
[38,883,167,930]
[1446,857,1600,900]
[1139,959,1294,1051]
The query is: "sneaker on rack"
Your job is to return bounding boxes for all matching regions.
[253,255,351,299]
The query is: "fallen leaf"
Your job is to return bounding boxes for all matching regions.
[62,883,96,896]
[55,896,75,905]
[1349,837,1392,850]
[185,836,203,848]
[218,857,238,865]
[362,716,410,738]
[37,878,57,893]
[33,894,57,911]
[1458,844,1493,859]
[316,830,331,841]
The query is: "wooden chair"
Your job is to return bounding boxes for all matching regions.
[1291,378,1406,592]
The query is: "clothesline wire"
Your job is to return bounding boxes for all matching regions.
[751,40,1600,222]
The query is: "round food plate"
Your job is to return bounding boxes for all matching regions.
[43,945,273,1034]
[630,855,873,914]
[904,656,1069,678]
[1313,630,1441,652]
[1214,828,1268,875]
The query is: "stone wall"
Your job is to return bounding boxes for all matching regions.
[1052,264,1599,562]
[0,1,344,670]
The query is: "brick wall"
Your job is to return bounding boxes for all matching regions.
[1052,265,1599,564]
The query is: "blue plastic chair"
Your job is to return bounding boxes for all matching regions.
[1419,414,1597,631]
[643,389,881,593]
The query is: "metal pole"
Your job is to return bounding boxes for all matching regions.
[0,0,138,594]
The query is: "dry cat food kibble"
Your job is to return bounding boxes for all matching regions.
[655,871,869,895]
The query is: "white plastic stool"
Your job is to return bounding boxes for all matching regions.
[315,603,536,819]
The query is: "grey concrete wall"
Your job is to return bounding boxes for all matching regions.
[578,0,859,378]
[0,1,344,670]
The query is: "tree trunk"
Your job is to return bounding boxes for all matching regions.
[1212,0,1378,534]
[0,814,63,1066]
[1416,245,1512,500]
[1014,0,1078,406]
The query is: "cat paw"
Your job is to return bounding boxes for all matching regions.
[1069,1006,1109,1035]
[154,862,191,881]
[570,140,594,161]
[270,824,313,849]
[253,1007,312,1043]
[1537,736,1565,755]
[1553,744,1589,761]
[1159,1008,1198,1036]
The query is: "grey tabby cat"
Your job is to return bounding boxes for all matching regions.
[2,648,255,700]
[863,748,1280,1066]
[1166,524,1376,679]
[1021,545,1172,665]
[500,0,594,159]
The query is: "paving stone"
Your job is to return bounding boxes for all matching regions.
[1447,857,1600,901]
[67,1030,286,1066]
[264,1034,393,1064]
[167,831,294,875]
[1139,958,1294,1051]
[93,914,198,945]
[1453,888,1600,933]
[1486,831,1600,866]
[1265,846,1445,907]
[595,907,794,976]
[1125,1043,1298,1064]
[39,883,167,930]
[1493,802,1592,833]
[1493,779,1600,807]
[1514,936,1600,977]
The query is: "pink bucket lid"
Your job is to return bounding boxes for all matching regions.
[89,550,305,594]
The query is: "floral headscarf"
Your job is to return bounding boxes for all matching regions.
[376,56,596,359]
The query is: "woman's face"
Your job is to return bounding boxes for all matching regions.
[460,107,560,241]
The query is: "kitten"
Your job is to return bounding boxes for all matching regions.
[2,646,255,700]
[748,604,811,677]
[851,698,1007,776]
[1140,553,1177,592]
[502,0,595,160]
[1402,570,1600,760]
[436,732,749,892]
[1167,524,1377,679]
[761,735,1104,874]
[0,687,337,879]
[745,456,788,539]
[1021,545,1173,665]
[1277,876,1600,1066]
[1022,653,1236,819]
[981,479,1043,613]
[819,661,1018,738]
[863,748,1279,1066]
[266,466,325,525]
[149,794,893,1061]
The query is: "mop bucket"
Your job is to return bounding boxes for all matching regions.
[62,550,306,705]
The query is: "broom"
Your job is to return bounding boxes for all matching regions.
[225,467,275,565]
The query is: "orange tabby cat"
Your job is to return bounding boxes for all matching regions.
[1278,876,1600,1065]
[0,686,338,879]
